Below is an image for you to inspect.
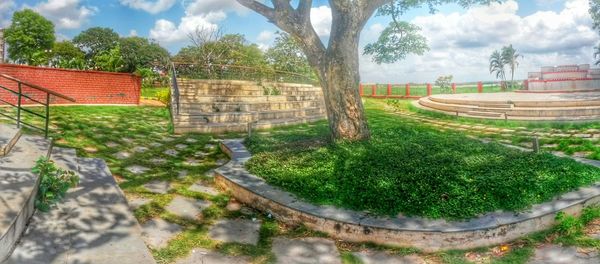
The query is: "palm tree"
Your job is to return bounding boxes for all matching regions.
[501,44,522,90]
[489,50,506,90]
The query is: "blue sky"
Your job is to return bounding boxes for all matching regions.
[1,0,598,82]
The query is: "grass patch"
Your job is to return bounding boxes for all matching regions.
[142,87,169,99]
[246,99,600,219]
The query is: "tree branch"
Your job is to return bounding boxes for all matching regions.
[236,0,276,21]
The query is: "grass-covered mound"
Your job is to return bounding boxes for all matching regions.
[246,100,600,220]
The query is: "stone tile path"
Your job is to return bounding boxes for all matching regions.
[143,180,171,194]
[189,182,219,195]
[165,196,212,220]
[175,249,250,264]
[352,251,426,264]
[528,244,599,264]
[271,237,341,264]
[208,219,261,245]
[141,218,183,249]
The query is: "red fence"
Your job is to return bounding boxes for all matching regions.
[0,64,141,105]
[359,81,517,98]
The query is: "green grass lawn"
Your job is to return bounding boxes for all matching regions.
[142,87,169,99]
[246,99,600,220]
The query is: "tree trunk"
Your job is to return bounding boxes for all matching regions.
[315,7,370,141]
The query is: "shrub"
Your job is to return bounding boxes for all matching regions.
[32,157,79,212]
[156,89,171,106]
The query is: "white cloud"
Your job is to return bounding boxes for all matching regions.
[311,6,332,37]
[256,30,274,50]
[129,29,138,36]
[184,0,248,16]
[149,0,251,46]
[0,0,15,27]
[150,13,225,44]
[32,0,96,29]
[359,0,600,83]
[119,0,176,14]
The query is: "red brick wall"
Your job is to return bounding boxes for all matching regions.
[0,64,141,105]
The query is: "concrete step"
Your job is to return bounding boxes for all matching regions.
[178,95,323,103]
[430,95,600,108]
[465,111,505,118]
[5,153,155,264]
[174,114,327,134]
[174,108,326,124]
[0,125,21,157]
[178,100,324,113]
[0,133,52,262]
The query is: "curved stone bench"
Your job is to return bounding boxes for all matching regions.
[215,139,600,252]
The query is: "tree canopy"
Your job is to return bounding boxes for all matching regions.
[265,31,313,76]
[5,9,55,65]
[119,36,170,72]
[73,27,120,59]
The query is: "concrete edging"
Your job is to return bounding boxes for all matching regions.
[214,139,600,252]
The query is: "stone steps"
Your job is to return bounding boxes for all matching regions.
[178,100,324,113]
[419,97,600,118]
[174,115,326,134]
[0,127,52,262]
[4,148,155,264]
[178,95,323,103]
[172,79,327,134]
[174,107,326,124]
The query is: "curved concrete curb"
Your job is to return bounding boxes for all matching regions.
[215,139,600,252]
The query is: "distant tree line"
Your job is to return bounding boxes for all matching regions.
[3,9,313,87]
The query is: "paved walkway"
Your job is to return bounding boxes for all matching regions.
[4,149,155,264]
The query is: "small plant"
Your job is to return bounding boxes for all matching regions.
[263,85,282,95]
[155,89,171,106]
[435,75,453,93]
[554,212,584,236]
[32,156,79,212]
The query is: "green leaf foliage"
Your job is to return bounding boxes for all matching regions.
[32,157,79,212]
[119,36,170,73]
[73,27,119,59]
[5,9,55,65]
[246,100,600,220]
[363,21,429,64]
[265,32,314,77]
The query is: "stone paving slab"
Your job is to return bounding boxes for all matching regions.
[141,218,183,249]
[126,165,150,175]
[165,196,212,220]
[271,237,341,264]
[352,251,425,264]
[189,182,219,195]
[175,249,250,264]
[128,196,152,209]
[208,219,261,245]
[527,245,599,264]
[143,180,171,194]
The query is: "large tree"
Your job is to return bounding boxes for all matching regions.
[237,0,499,141]
[589,0,600,64]
[489,50,506,89]
[5,9,55,65]
[73,27,119,59]
[119,36,170,73]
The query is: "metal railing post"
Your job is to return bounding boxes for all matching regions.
[16,82,22,128]
[45,94,50,138]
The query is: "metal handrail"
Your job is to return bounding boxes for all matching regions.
[0,73,76,138]
[170,63,180,115]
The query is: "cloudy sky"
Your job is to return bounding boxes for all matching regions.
[0,0,598,83]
